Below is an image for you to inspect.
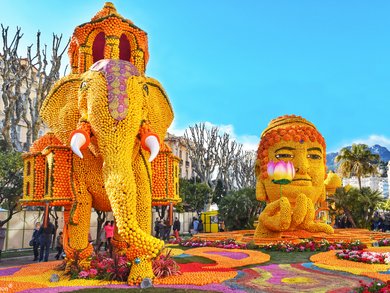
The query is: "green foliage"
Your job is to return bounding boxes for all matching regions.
[328,186,384,229]
[378,199,390,211]
[0,148,23,226]
[335,144,380,189]
[212,179,226,205]
[218,188,264,231]
[179,178,212,214]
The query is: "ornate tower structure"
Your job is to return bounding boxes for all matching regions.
[68,2,149,75]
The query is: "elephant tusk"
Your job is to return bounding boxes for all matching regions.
[70,132,87,159]
[145,135,160,162]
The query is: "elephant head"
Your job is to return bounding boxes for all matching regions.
[41,59,173,161]
[40,59,173,276]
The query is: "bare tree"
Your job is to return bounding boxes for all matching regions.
[184,123,253,211]
[233,150,256,189]
[216,133,242,192]
[95,210,107,249]
[0,25,69,151]
[184,123,219,210]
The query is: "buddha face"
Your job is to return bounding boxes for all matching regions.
[261,138,326,205]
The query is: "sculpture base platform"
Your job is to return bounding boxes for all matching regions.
[192,229,388,246]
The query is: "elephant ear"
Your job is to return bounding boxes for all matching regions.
[40,74,81,145]
[145,77,174,141]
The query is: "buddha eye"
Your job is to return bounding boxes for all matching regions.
[307,154,321,160]
[275,153,294,159]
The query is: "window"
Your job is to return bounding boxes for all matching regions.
[92,32,106,63]
[119,34,131,61]
[26,182,30,196]
[179,150,182,159]
[27,161,31,176]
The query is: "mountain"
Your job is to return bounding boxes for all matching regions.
[326,144,390,172]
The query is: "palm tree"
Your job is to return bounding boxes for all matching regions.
[328,186,384,229]
[328,186,357,228]
[335,144,380,189]
[356,187,384,228]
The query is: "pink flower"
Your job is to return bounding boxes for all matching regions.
[267,161,295,184]
[78,271,89,278]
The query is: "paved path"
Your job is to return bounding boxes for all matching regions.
[0,252,58,267]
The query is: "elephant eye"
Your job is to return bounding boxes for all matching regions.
[80,81,88,90]
[143,84,149,95]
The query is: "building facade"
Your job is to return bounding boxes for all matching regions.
[342,175,389,199]
[164,133,193,180]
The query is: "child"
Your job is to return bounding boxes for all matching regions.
[55,231,63,260]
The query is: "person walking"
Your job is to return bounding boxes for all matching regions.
[163,218,172,241]
[197,219,204,233]
[173,217,181,240]
[38,220,55,262]
[154,217,161,238]
[32,222,41,261]
[98,227,106,251]
[158,220,166,240]
[55,231,64,260]
[104,221,114,252]
[193,217,199,235]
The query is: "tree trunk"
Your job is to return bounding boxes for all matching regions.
[95,210,106,248]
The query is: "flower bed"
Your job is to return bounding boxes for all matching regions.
[336,250,390,264]
[180,238,247,249]
[377,238,390,247]
[262,239,367,252]
[353,280,390,293]
[68,250,180,282]
[310,249,390,282]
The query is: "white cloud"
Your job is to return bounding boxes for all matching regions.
[168,120,259,151]
[167,120,186,136]
[331,135,390,152]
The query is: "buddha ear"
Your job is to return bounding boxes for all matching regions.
[40,74,82,144]
[255,159,268,201]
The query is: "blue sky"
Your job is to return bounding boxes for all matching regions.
[1,1,389,152]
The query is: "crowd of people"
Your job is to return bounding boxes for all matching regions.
[30,219,117,262]
[28,209,390,263]
[372,211,390,232]
[154,217,180,241]
[334,212,390,232]
[31,215,209,261]
[31,220,62,262]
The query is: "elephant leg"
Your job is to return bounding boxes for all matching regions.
[298,198,334,234]
[254,197,291,238]
[104,168,164,284]
[65,174,94,270]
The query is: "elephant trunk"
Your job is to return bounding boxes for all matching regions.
[101,128,163,261]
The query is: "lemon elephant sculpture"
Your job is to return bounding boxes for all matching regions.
[40,59,173,282]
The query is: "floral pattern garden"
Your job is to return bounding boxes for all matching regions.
[1,231,389,292]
